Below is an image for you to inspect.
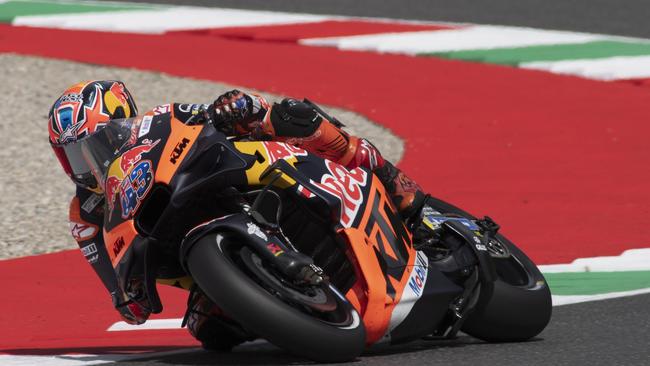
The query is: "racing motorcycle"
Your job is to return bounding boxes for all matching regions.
[80,106,551,362]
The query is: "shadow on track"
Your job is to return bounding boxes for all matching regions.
[108,335,547,366]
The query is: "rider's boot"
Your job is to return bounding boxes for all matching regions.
[186,290,253,351]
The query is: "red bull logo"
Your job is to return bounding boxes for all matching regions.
[105,139,159,214]
[120,138,159,172]
[105,82,132,117]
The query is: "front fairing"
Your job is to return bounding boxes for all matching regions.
[102,114,205,266]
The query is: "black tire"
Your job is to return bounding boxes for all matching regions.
[425,196,552,341]
[186,233,366,362]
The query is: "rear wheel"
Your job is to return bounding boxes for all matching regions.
[425,196,552,341]
[186,232,366,362]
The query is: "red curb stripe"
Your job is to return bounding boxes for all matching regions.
[0,250,194,353]
[167,19,456,43]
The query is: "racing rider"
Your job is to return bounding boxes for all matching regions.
[49,80,431,350]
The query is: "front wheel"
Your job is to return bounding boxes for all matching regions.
[186,233,366,362]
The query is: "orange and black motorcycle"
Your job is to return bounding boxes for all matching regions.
[79,112,551,362]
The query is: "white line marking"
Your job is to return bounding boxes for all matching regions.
[522,55,650,81]
[539,247,650,273]
[13,7,329,33]
[0,354,136,366]
[301,25,606,54]
[552,287,650,306]
[107,318,183,331]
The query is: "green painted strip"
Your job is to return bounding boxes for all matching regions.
[422,40,650,65]
[0,0,155,23]
[545,271,650,296]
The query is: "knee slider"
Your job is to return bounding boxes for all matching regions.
[269,98,322,137]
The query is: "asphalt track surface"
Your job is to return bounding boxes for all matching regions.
[85,1,650,365]
[115,0,650,39]
[114,294,650,366]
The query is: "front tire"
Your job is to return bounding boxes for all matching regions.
[186,233,366,362]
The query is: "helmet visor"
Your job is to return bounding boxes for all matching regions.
[55,118,135,190]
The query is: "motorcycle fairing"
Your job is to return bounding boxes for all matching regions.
[103,116,205,267]
[99,119,453,344]
[233,141,451,344]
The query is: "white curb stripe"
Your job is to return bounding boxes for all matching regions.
[552,287,650,306]
[0,354,135,366]
[300,25,605,54]
[0,349,202,366]
[539,247,650,273]
[522,55,650,81]
[107,318,183,331]
[13,7,329,34]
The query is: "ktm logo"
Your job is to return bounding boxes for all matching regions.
[170,138,190,164]
[113,237,126,257]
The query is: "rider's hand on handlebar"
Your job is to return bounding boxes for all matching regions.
[210,90,268,135]
[116,300,151,325]
[112,278,152,325]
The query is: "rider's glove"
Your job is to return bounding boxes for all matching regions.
[210,89,269,135]
[112,278,151,325]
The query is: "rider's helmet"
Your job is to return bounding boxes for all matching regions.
[48,80,137,191]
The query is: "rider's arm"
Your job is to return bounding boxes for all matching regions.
[69,188,117,294]
[209,90,424,215]
[70,187,150,324]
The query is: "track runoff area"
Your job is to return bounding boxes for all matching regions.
[2,0,650,364]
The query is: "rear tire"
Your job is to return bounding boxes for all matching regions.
[186,233,366,362]
[425,196,552,341]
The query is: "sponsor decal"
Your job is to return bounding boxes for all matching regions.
[59,93,83,103]
[169,137,190,164]
[475,244,487,251]
[69,222,98,242]
[312,160,367,228]
[407,251,429,296]
[177,104,192,113]
[80,243,99,264]
[119,138,159,173]
[106,139,159,213]
[120,160,154,219]
[425,215,480,231]
[125,116,143,146]
[81,193,103,214]
[388,250,429,332]
[190,103,208,115]
[262,141,308,163]
[80,242,98,257]
[138,115,153,138]
[247,222,268,240]
[359,139,379,169]
[266,243,284,256]
[153,104,171,115]
[296,184,315,198]
[112,236,126,257]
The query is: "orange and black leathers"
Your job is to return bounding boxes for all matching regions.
[69,189,114,292]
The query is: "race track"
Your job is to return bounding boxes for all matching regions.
[113,293,650,366]
[1,0,650,365]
